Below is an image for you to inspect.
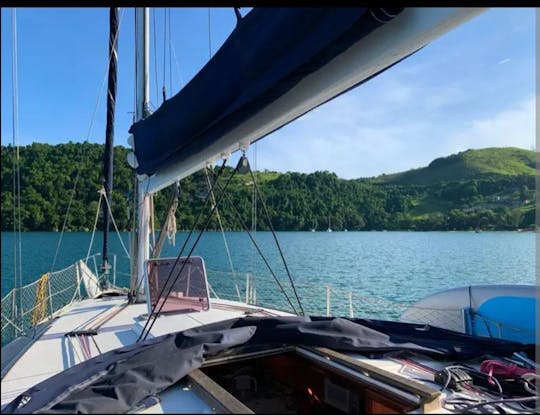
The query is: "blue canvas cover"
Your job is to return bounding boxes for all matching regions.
[130,8,404,176]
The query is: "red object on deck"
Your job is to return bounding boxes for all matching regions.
[480,360,534,379]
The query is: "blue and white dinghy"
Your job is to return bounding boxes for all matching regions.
[401,284,536,345]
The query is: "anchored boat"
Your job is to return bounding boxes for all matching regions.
[1,7,537,414]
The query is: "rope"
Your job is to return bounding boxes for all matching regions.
[31,274,49,325]
[204,167,241,302]
[480,359,535,378]
[151,182,179,258]
[165,199,177,246]
[51,8,126,273]
[129,180,153,299]
[102,189,131,259]
[459,397,539,412]
[138,160,234,342]
[522,373,538,395]
[150,194,156,250]
[65,335,83,366]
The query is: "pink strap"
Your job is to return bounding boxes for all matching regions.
[480,359,535,379]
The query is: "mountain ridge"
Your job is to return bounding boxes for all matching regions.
[372,147,535,185]
[0,144,535,231]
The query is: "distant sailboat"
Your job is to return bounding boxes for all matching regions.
[327,215,332,232]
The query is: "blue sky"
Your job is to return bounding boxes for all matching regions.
[1,8,536,179]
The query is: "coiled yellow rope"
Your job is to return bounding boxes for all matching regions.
[32,273,49,325]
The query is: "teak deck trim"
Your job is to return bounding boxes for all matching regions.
[187,369,254,414]
[307,347,442,412]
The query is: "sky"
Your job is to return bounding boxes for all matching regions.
[1,7,536,179]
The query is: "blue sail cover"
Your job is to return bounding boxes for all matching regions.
[130,8,404,176]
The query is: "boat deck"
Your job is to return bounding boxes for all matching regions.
[0,295,291,409]
[1,296,533,414]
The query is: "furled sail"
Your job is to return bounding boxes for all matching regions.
[130,7,484,192]
[130,8,402,175]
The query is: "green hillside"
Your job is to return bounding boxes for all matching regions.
[1,144,536,232]
[379,147,535,185]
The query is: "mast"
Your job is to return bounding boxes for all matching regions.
[132,7,150,302]
[101,7,119,287]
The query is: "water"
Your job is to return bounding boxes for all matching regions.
[1,231,535,304]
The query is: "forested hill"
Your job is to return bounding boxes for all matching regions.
[1,143,535,232]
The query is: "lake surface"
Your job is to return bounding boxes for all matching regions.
[1,231,535,308]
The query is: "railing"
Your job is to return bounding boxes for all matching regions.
[206,269,467,331]
[1,253,111,347]
[3,262,529,348]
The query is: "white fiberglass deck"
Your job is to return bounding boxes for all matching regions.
[1,296,531,414]
[0,295,291,410]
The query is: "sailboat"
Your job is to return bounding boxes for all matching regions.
[2,7,537,414]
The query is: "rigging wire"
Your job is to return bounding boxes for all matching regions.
[85,192,104,264]
[50,8,126,273]
[11,8,23,316]
[203,166,241,302]
[129,9,140,292]
[137,160,230,342]
[208,166,300,315]
[168,8,172,95]
[252,144,257,234]
[102,190,131,260]
[207,8,212,59]
[155,7,183,92]
[250,144,257,273]
[152,8,159,106]
[162,7,167,102]
[247,158,305,315]
[169,34,184,88]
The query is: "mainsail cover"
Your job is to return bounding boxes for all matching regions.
[130,8,403,176]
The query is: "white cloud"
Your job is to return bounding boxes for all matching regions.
[497,58,511,65]
[443,96,535,153]
[255,88,433,178]
[254,93,534,179]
